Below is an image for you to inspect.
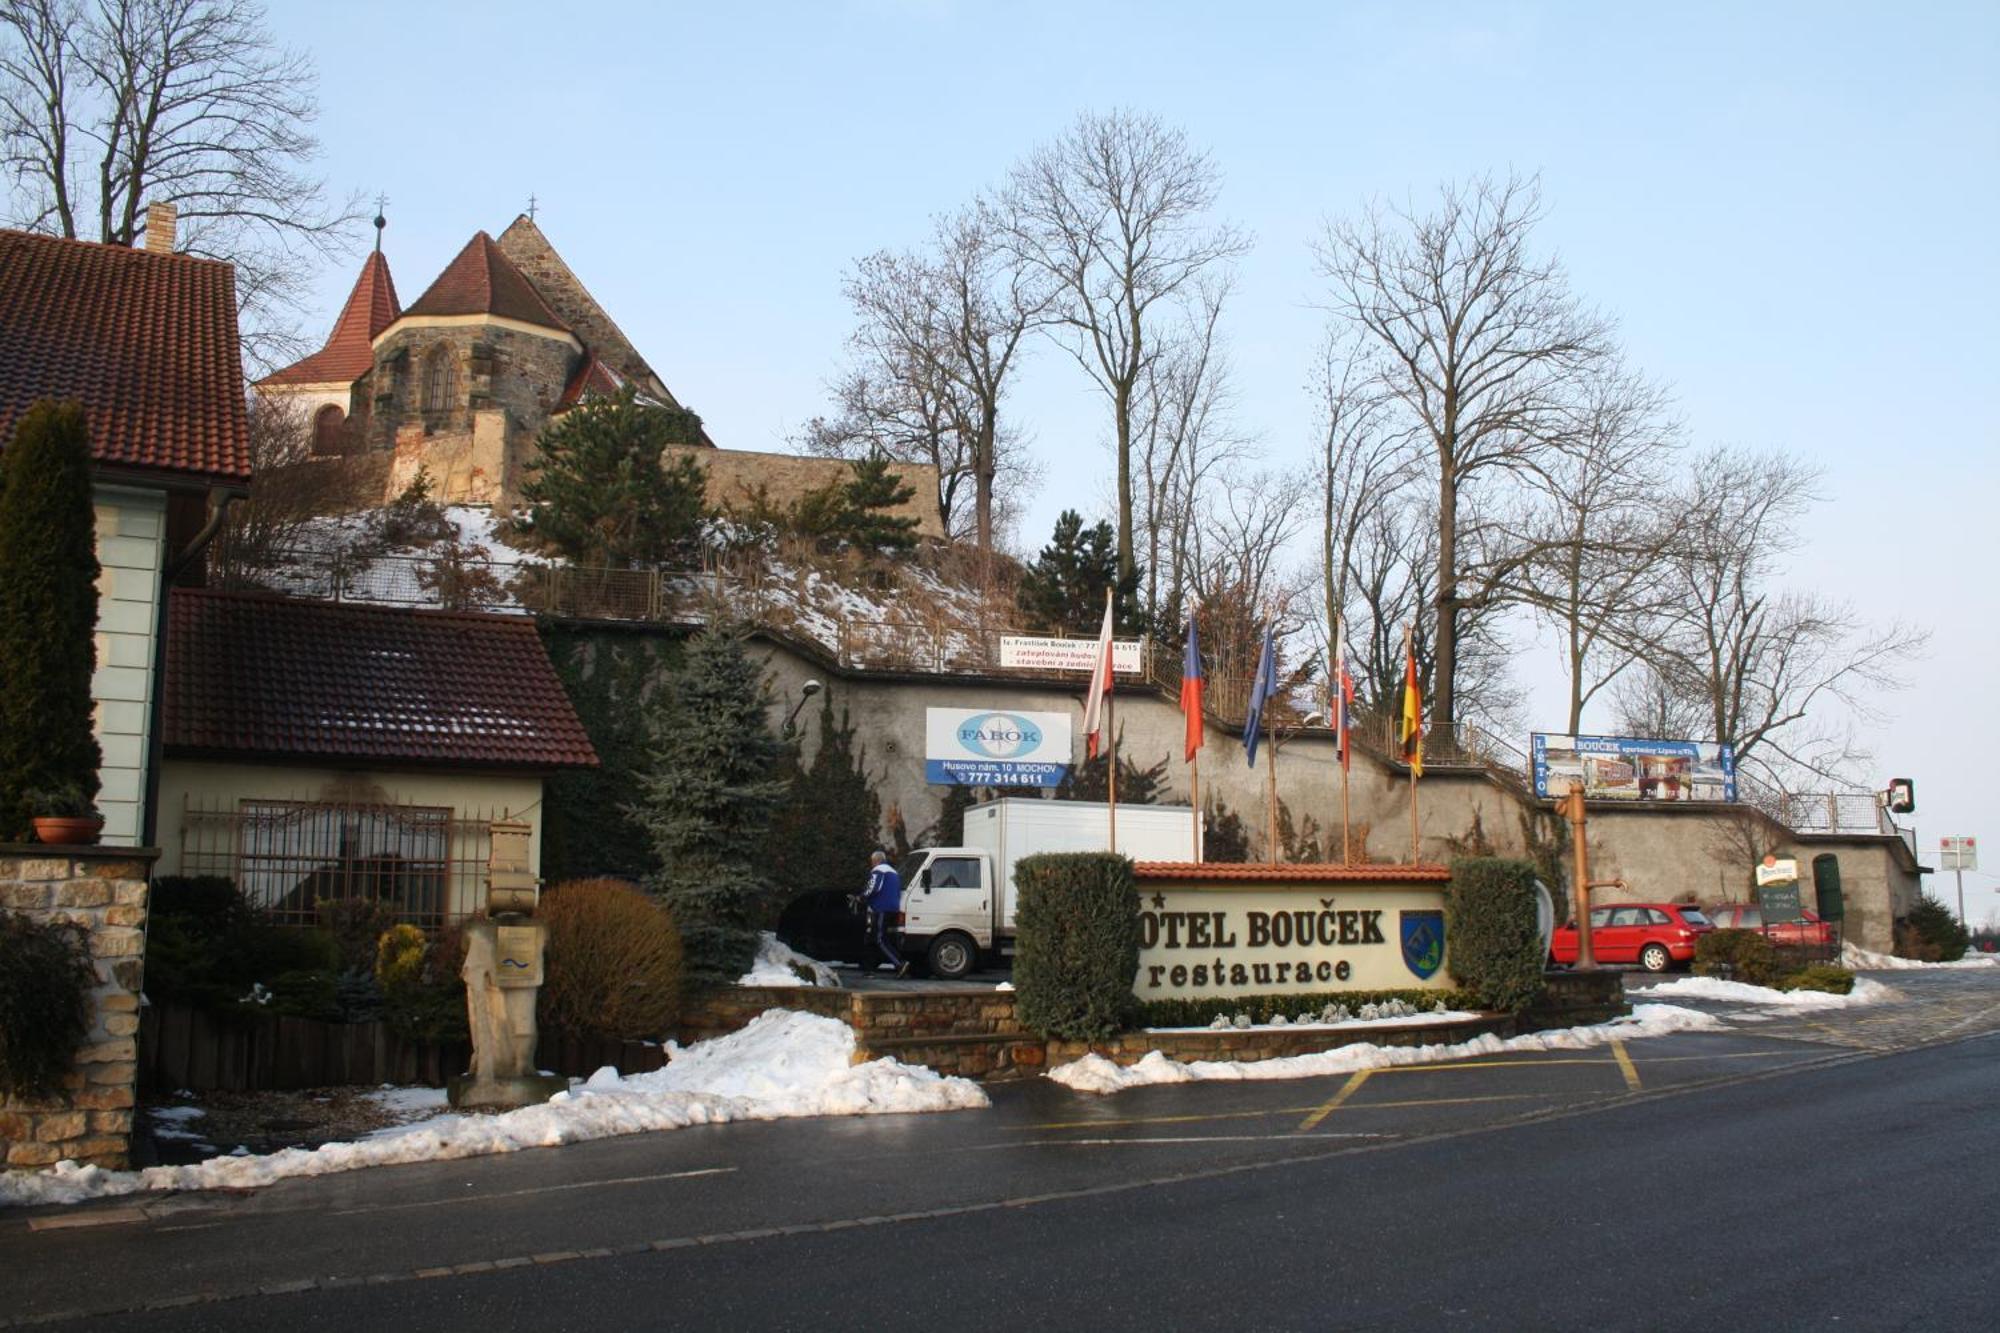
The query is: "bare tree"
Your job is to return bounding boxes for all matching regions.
[1316,172,1612,736]
[805,202,1045,548]
[0,0,361,367]
[1005,109,1249,586]
[1610,662,1710,742]
[1515,360,1683,731]
[1645,445,1928,785]
[1187,467,1315,706]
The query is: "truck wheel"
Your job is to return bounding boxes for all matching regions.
[927,933,977,981]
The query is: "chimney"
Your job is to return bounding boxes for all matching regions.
[143,201,177,254]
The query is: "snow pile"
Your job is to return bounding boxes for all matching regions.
[144,1105,208,1143]
[1842,942,1999,971]
[1640,975,1898,1008]
[1193,998,1470,1032]
[738,932,842,988]
[1049,1004,1724,1094]
[1,1011,983,1208]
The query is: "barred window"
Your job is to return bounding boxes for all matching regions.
[237,801,451,926]
[421,347,457,413]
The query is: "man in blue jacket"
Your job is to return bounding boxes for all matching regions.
[862,850,909,977]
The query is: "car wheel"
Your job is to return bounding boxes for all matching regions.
[1640,942,1673,973]
[926,932,977,981]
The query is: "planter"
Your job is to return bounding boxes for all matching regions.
[32,814,105,845]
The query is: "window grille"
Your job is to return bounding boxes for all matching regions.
[422,348,458,414]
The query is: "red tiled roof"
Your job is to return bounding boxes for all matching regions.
[1133,862,1452,884]
[258,250,400,387]
[164,590,598,771]
[401,232,569,333]
[0,228,250,486]
[554,352,626,412]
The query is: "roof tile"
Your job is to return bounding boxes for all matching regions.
[0,228,250,485]
[402,232,569,333]
[259,250,400,386]
[164,590,598,770]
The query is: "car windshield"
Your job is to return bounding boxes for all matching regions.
[1679,908,1712,926]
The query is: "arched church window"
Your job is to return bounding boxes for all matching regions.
[312,404,346,456]
[422,347,458,414]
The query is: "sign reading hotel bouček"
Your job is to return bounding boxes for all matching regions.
[1132,866,1455,1001]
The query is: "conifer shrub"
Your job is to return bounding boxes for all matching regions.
[0,399,102,840]
[1445,857,1546,1013]
[1694,928,1781,986]
[1898,895,1969,962]
[0,912,95,1099]
[1013,853,1141,1040]
[1776,964,1855,995]
[537,878,684,1040]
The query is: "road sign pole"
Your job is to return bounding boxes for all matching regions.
[1957,866,1966,929]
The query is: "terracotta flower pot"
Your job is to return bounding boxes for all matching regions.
[32,814,104,846]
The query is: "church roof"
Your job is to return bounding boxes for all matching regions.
[554,352,627,412]
[402,231,570,333]
[258,250,401,387]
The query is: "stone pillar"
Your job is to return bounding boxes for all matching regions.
[0,847,158,1170]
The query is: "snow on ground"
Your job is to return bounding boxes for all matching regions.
[143,1105,208,1143]
[1842,942,1999,971]
[359,1085,451,1120]
[1,1011,984,1209]
[1639,975,1898,1009]
[1048,1004,1725,1095]
[738,932,842,988]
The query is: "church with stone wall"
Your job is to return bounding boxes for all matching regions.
[258,214,939,534]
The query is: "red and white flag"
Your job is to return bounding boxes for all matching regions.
[1081,589,1115,760]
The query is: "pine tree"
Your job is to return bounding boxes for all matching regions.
[837,454,921,552]
[768,691,884,899]
[515,386,708,568]
[0,400,101,839]
[628,628,786,987]
[1015,509,1144,634]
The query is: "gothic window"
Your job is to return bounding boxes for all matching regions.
[312,404,346,455]
[422,346,458,414]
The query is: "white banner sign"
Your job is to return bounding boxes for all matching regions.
[1940,836,1978,871]
[924,708,1073,788]
[998,635,1144,674]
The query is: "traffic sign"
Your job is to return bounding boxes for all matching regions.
[1940,836,1978,872]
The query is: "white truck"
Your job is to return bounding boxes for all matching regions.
[896,797,1200,979]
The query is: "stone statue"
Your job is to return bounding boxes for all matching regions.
[448,822,567,1110]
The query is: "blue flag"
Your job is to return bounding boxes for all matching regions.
[1242,623,1277,767]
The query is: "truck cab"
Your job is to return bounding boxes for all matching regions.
[897,847,995,980]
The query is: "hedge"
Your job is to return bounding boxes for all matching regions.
[1012,852,1140,1040]
[1694,928,1780,986]
[0,911,96,1099]
[538,878,684,1040]
[1136,987,1481,1030]
[1445,857,1546,1014]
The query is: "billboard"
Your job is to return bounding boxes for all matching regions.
[997,635,1144,674]
[1531,733,1736,803]
[924,708,1073,788]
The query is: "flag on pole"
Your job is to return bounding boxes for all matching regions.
[1180,616,1205,762]
[1400,636,1424,777]
[1243,623,1277,768]
[1081,589,1115,760]
[1333,614,1353,772]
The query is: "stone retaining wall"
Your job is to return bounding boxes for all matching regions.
[0,847,157,1170]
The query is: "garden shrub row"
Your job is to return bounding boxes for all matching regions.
[1694,929,1855,994]
[1135,987,1480,1030]
[1445,857,1547,1014]
[1013,852,1140,1040]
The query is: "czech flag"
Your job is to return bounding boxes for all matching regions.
[1181,616,1204,762]
[1400,638,1424,777]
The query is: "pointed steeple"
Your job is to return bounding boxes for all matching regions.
[258,250,402,386]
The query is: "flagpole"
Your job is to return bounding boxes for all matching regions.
[1265,710,1279,865]
[1108,666,1118,855]
[1336,613,1351,866]
[1405,623,1419,864]
[1340,742,1352,866]
[1188,749,1201,862]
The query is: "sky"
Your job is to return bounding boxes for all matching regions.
[273,1,1999,922]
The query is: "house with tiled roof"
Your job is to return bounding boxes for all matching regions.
[0,207,253,845]
[153,589,597,925]
[256,213,939,535]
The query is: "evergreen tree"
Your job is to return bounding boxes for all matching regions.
[0,401,101,839]
[837,455,921,552]
[628,628,786,987]
[539,628,671,884]
[1055,730,1168,804]
[515,386,708,568]
[768,691,884,898]
[1203,802,1252,863]
[1015,509,1143,634]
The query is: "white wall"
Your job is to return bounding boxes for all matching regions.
[91,487,167,846]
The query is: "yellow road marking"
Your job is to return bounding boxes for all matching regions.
[1611,1040,1642,1091]
[1298,1071,1373,1130]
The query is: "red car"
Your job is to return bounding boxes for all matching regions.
[1706,903,1837,949]
[1549,903,1714,972]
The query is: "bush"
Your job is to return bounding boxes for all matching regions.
[375,924,468,1041]
[1777,964,1855,995]
[1694,928,1781,986]
[1899,895,1969,962]
[0,912,96,1099]
[1013,853,1141,1040]
[537,879,684,1040]
[1445,858,1546,1013]
[1135,988,1478,1030]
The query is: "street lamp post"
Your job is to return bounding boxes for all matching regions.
[781,679,823,739]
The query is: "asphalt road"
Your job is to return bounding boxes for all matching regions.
[6,970,1998,1330]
